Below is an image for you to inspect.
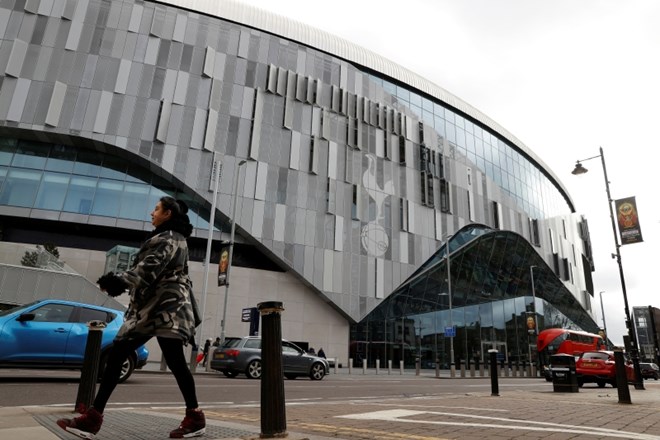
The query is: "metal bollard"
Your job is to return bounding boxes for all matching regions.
[399,360,404,375]
[362,359,367,375]
[376,359,380,375]
[435,358,440,378]
[460,360,466,377]
[489,349,499,396]
[388,359,392,375]
[258,301,287,438]
[415,357,420,376]
[348,358,353,374]
[75,320,106,412]
[470,361,475,377]
[614,349,632,404]
[334,359,338,375]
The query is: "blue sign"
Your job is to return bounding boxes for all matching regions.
[444,326,456,337]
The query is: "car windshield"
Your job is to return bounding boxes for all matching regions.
[0,301,39,317]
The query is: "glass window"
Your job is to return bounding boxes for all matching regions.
[91,179,123,217]
[63,176,97,214]
[46,145,76,173]
[12,142,48,169]
[119,182,150,220]
[0,143,15,166]
[35,173,69,211]
[33,303,74,322]
[100,156,128,180]
[77,307,114,324]
[0,169,41,207]
[409,93,422,107]
[73,150,102,176]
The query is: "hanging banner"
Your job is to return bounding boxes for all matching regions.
[217,243,230,286]
[615,196,643,245]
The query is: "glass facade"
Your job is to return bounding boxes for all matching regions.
[351,224,599,368]
[0,138,216,231]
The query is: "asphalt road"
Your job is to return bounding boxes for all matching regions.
[0,368,553,409]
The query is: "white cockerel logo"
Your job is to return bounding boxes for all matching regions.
[360,154,394,257]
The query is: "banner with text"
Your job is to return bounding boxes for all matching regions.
[615,196,643,245]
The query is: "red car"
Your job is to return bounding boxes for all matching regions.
[576,351,634,388]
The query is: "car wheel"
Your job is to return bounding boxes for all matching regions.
[99,354,135,384]
[223,371,238,378]
[246,360,262,379]
[655,374,659,380]
[309,362,326,380]
[597,380,606,388]
[285,374,297,380]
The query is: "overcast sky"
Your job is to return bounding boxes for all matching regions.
[236,0,660,346]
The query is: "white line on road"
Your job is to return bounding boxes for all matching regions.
[338,409,660,440]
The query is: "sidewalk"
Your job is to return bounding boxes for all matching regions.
[5,368,660,440]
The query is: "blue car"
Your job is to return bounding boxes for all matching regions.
[0,299,148,382]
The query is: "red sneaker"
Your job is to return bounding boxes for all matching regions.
[56,406,103,439]
[170,408,206,438]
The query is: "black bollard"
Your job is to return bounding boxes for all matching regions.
[75,320,106,412]
[258,301,287,438]
[489,349,499,396]
[613,349,632,404]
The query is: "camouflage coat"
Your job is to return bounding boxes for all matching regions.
[115,229,196,342]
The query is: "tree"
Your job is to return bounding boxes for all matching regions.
[20,249,39,267]
[20,243,61,268]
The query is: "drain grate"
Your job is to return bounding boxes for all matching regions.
[35,410,256,439]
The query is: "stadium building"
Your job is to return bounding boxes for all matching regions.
[0,0,599,366]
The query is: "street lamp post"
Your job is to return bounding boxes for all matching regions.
[599,291,608,348]
[443,234,455,378]
[219,159,247,345]
[572,146,644,390]
[528,265,540,369]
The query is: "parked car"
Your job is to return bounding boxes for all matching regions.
[0,299,148,383]
[639,362,660,380]
[210,336,329,380]
[575,350,634,388]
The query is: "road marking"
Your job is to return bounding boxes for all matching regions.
[338,409,660,439]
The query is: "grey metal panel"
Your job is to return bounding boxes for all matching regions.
[202,45,214,77]
[172,12,187,42]
[128,3,143,33]
[0,8,10,38]
[155,99,172,143]
[45,80,66,126]
[93,90,113,133]
[173,71,189,104]
[7,78,30,122]
[64,17,82,51]
[166,103,184,146]
[249,88,263,160]
[114,58,131,94]
[5,39,28,78]
[189,107,206,149]
[203,108,217,151]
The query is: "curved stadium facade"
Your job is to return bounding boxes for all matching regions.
[0,0,598,366]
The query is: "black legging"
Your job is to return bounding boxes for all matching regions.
[93,336,198,413]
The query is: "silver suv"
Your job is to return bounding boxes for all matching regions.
[210,336,329,380]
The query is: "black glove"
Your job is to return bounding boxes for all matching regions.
[97,272,129,297]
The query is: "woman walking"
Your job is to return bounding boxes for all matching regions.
[57,196,205,439]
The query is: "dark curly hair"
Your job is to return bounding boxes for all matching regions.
[153,196,193,238]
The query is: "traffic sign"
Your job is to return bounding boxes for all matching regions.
[444,326,456,337]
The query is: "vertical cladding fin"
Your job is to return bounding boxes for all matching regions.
[45,80,67,127]
[5,39,28,78]
[249,88,263,160]
[156,99,172,143]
